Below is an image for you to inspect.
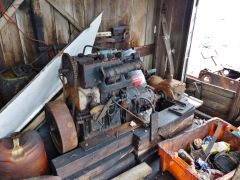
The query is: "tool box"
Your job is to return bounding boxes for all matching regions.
[158,118,240,180]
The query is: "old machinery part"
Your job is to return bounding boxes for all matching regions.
[199,69,239,92]
[157,97,195,138]
[0,130,47,179]
[101,59,143,80]
[45,101,78,154]
[113,99,142,121]
[60,48,142,89]
[60,53,78,117]
[149,75,185,101]
[96,97,113,122]
[69,85,100,111]
[147,75,163,87]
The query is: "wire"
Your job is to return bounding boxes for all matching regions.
[0,0,48,46]
[0,0,55,60]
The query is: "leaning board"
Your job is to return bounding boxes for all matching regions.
[0,13,102,138]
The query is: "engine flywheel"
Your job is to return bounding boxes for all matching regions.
[45,101,78,154]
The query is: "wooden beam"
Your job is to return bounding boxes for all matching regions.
[0,0,24,30]
[46,0,83,32]
[66,146,134,180]
[52,132,133,178]
[112,162,152,180]
[161,13,174,76]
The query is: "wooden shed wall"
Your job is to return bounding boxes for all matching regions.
[0,0,157,71]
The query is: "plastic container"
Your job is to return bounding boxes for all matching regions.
[158,118,240,180]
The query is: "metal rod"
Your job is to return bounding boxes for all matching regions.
[112,100,142,121]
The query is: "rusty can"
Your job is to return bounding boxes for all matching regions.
[0,130,48,179]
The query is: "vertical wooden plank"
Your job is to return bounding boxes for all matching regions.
[32,0,57,45]
[128,0,148,47]
[0,0,13,69]
[31,0,57,66]
[153,0,164,76]
[170,0,188,79]
[69,0,85,41]
[15,0,38,64]
[0,36,5,70]
[115,0,131,26]
[143,0,156,69]
[99,0,117,32]
[0,15,24,67]
[53,0,70,44]
[83,0,102,28]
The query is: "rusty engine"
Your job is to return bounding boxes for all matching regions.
[45,48,158,153]
[45,46,195,154]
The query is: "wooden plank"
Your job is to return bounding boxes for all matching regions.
[83,0,102,28]
[15,0,38,64]
[112,162,152,180]
[0,39,5,70]
[94,153,136,180]
[99,0,117,32]
[161,13,174,76]
[143,0,156,69]
[32,0,56,45]
[198,106,227,120]
[0,0,24,30]
[70,0,85,40]
[186,77,235,99]
[170,0,194,79]
[201,89,233,107]
[46,0,83,32]
[135,44,155,57]
[67,145,134,180]
[52,132,133,178]
[153,0,165,76]
[128,0,148,47]
[53,1,70,44]
[202,98,229,115]
[0,15,24,66]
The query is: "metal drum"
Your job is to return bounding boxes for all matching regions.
[0,130,48,179]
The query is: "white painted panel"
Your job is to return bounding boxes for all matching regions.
[0,13,102,138]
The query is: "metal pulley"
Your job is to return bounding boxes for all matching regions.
[45,101,78,154]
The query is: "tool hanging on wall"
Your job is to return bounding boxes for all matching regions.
[95,25,130,44]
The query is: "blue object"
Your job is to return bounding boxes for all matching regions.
[232,131,240,137]
[202,136,212,145]
[196,158,210,170]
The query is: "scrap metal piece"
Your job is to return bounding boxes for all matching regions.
[45,101,78,154]
[204,122,222,157]
[96,97,112,122]
[199,69,239,92]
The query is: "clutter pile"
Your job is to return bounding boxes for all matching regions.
[158,118,240,180]
[178,135,240,179]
